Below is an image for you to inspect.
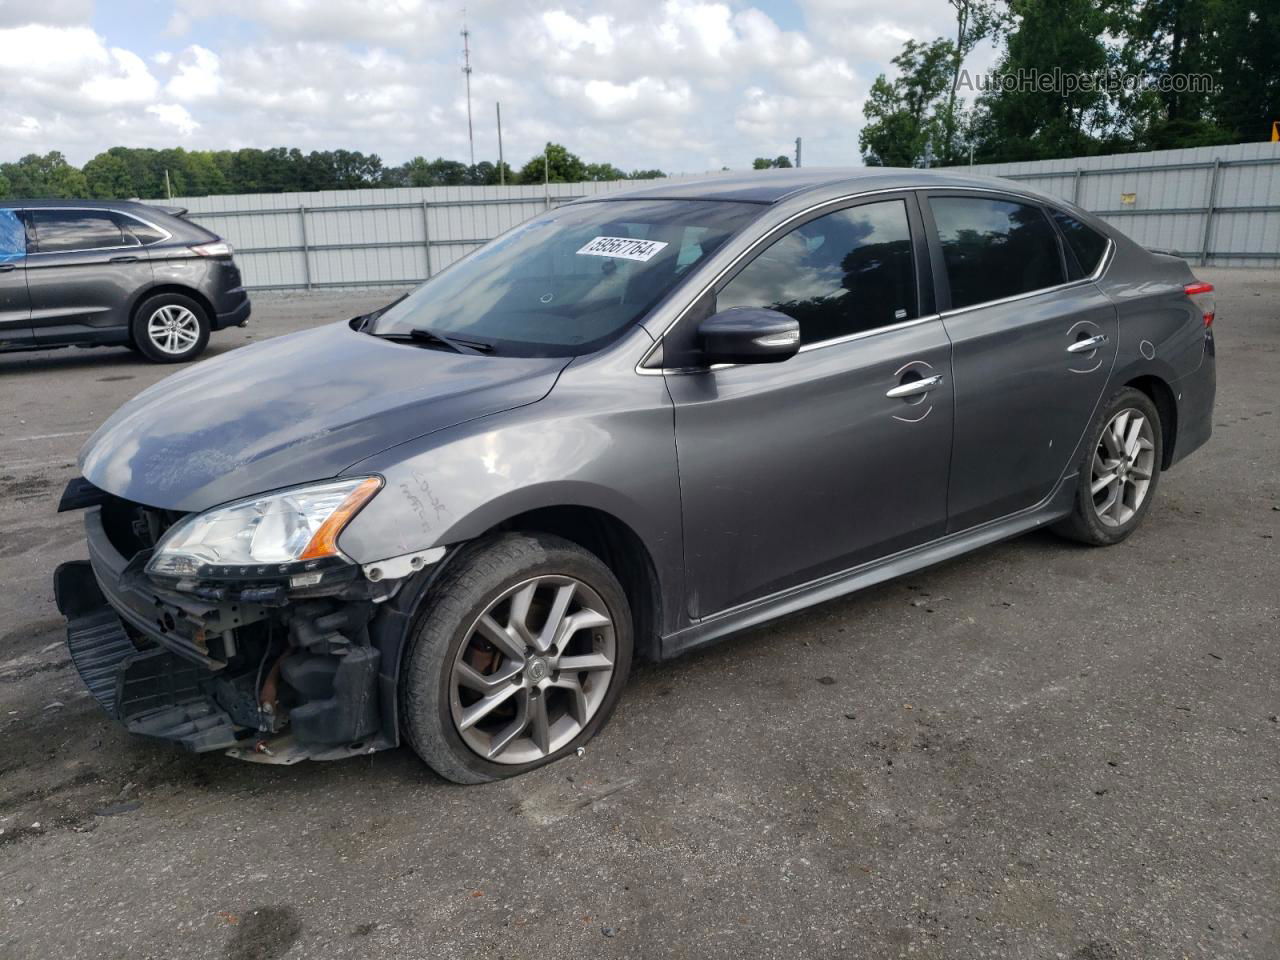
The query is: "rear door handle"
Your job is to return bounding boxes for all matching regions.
[109,255,139,264]
[886,374,944,399]
[0,262,16,272]
[1067,334,1108,353]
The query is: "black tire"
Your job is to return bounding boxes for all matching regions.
[130,292,210,363]
[1054,387,1163,546]
[400,533,633,784]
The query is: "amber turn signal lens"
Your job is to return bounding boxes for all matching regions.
[298,476,382,560]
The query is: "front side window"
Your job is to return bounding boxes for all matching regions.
[716,199,918,345]
[371,199,760,357]
[930,196,1065,310]
[0,209,25,262]
[1051,210,1109,279]
[30,210,128,253]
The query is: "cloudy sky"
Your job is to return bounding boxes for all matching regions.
[0,0,997,173]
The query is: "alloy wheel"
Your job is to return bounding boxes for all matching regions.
[449,575,617,764]
[147,305,201,355]
[1090,408,1156,527]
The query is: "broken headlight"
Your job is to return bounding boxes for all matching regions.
[146,477,382,578]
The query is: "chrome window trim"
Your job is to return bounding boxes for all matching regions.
[634,183,1105,377]
[19,205,174,256]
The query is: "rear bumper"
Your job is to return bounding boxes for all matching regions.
[212,292,251,331]
[1168,332,1216,467]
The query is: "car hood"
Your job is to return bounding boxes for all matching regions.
[79,322,569,512]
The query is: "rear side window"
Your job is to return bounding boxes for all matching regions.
[30,210,128,253]
[1051,210,1109,279]
[123,217,167,245]
[717,199,918,345]
[929,197,1065,310]
[0,209,25,261]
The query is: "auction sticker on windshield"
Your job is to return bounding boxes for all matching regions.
[576,236,669,262]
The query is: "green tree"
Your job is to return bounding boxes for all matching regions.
[751,156,794,169]
[859,39,954,166]
[627,168,667,179]
[82,153,135,198]
[584,162,627,181]
[0,171,9,199]
[0,151,88,197]
[516,143,587,184]
[971,0,1113,162]
[1204,0,1280,143]
[940,0,1005,163]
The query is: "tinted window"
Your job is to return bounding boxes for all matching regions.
[0,209,25,262]
[717,200,917,345]
[123,217,167,245]
[31,211,127,253]
[930,197,1064,310]
[372,199,759,357]
[1052,210,1109,279]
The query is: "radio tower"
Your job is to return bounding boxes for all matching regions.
[461,12,475,167]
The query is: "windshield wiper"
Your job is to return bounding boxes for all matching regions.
[369,326,493,355]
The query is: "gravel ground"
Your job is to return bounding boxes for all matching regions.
[0,271,1276,960]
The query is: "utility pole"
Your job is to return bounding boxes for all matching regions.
[496,101,505,185]
[461,13,475,168]
[164,168,172,199]
[794,137,802,168]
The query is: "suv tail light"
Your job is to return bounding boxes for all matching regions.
[190,240,234,258]
[1185,281,1215,327]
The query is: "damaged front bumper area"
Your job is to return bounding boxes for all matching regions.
[54,481,441,764]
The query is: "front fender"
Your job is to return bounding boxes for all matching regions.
[336,353,684,629]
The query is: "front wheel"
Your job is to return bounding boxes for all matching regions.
[400,534,633,783]
[130,293,210,363]
[1054,387,1163,546]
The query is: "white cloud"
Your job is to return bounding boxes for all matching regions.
[0,0,997,173]
[165,45,222,100]
[147,103,200,135]
[0,0,93,28]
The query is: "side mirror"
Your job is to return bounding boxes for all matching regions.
[697,307,801,365]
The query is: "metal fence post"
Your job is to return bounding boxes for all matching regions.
[1199,158,1222,267]
[1072,168,1083,206]
[298,205,312,289]
[421,200,433,279]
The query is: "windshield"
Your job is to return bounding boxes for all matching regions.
[370,199,761,356]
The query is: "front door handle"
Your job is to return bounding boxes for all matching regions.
[0,262,16,272]
[109,255,139,264]
[886,374,944,399]
[1067,334,1108,354]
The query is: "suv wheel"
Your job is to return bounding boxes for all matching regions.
[131,293,210,363]
[400,533,633,783]
[1054,387,1163,546]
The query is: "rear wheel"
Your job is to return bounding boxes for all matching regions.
[1054,387,1163,546]
[400,534,633,783]
[130,292,210,363]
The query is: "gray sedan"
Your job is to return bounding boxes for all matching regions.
[55,168,1216,782]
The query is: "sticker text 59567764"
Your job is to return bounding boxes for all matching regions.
[576,236,669,262]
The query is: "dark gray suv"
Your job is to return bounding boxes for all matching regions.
[0,199,250,362]
[54,169,1215,782]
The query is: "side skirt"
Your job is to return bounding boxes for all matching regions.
[659,474,1078,660]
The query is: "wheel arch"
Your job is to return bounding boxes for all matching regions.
[1124,373,1178,469]
[128,283,216,338]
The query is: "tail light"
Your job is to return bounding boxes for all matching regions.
[190,240,234,258]
[1185,281,1215,327]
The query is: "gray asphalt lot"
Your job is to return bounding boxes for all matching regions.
[0,270,1276,960]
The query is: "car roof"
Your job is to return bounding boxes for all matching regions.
[593,166,1060,206]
